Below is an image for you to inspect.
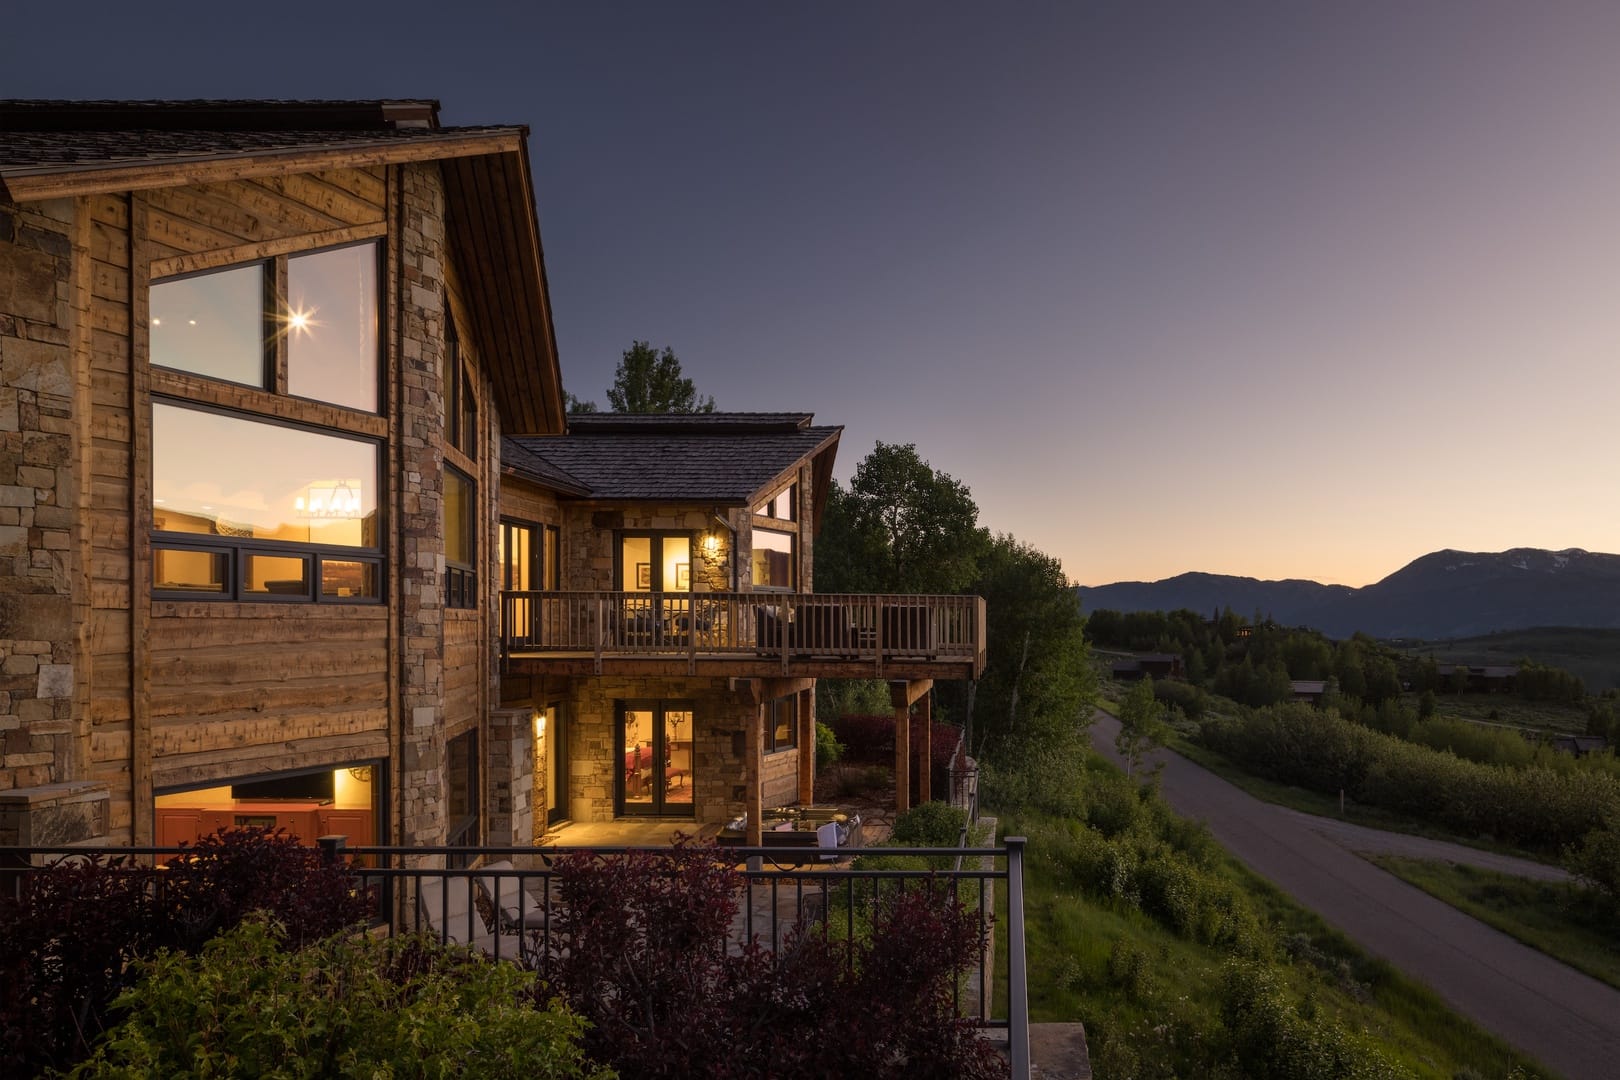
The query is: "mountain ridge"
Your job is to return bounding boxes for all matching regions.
[1077,547,1620,639]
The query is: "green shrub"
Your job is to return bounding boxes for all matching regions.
[890,801,968,846]
[1220,961,1403,1080]
[70,917,606,1079]
[815,720,845,770]
[1568,817,1620,911]
[1198,703,1620,854]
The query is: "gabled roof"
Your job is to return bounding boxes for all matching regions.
[0,99,565,435]
[503,412,842,517]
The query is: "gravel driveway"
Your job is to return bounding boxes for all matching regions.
[1088,711,1619,1080]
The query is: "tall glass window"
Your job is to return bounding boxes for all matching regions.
[445,466,477,608]
[287,242,380,412]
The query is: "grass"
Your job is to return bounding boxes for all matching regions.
[1398,626,1620,694]
[985,774,1549,1077]
[1368,855,1620,991]
[1427,694,1588,736]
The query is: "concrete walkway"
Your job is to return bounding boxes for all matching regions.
[1089,711,1620,1080]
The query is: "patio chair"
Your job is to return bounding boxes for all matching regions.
[477,859,550,931]
[417,875,528,962]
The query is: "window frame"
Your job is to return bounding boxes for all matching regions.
[445,464,478,610]
[764,694,798,753]
[150,396,386,605]
[749,526,797,591]
[283,238,385,415]
[149,259,275,391]
[446,729,480,864]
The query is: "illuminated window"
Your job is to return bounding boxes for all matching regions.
[766,695,797,752]
[151,402,382,603]
[445,466,477,609]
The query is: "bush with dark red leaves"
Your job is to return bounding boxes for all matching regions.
[0,827,372,1075]
[545,839,1006,1080]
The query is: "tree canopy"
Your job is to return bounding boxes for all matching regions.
[564,341,715,414]
[813,442,1095,764]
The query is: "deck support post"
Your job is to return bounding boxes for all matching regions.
[893,698,910,817]
[916,689,931,806]
[746,701,764,845]
[797,685,815,804]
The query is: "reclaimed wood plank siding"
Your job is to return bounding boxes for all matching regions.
[82,169,392,841]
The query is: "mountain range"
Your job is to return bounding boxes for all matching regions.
[1077,547,1620,640]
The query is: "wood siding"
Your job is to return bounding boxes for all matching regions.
[83,168,396,841]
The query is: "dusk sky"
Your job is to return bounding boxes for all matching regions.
[13,2,1620,587]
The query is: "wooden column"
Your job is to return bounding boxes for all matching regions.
[916,689,932,806]
[797,686,815,804]
[889,679,933,820]
[746,702,764,845]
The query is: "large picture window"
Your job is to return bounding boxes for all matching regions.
[152,401,382,602]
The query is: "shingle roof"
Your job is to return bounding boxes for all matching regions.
[0,125,521,172]
[503,414,841,502]
[499,437,592,496]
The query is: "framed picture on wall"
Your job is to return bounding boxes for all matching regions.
[675,563,690,589]
[636,562,651,588]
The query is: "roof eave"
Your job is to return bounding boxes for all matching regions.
[0,128,524,202]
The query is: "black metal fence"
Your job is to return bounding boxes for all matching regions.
[2,837,1030,1077]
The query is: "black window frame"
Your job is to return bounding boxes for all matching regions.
[283,238,385,416]
[445,464,478,610]
[149,259,276,391]
[444,322,478,460]
[150,397,386,605]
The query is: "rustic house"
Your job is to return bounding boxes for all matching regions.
[0,99,985,856]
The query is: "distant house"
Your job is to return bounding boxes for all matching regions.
[1548,735,1607,758]
[1290,680,1328,705]
[1112,653,1184,682]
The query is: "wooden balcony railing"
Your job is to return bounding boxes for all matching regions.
[499,590,986,677]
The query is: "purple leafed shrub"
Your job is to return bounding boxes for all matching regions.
[0,827,372,1074]
[545,839,1006,1080]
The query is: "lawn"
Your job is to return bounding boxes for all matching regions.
[1368,855,1620,991]
[986,752,1549,1079]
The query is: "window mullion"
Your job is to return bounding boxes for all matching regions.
[270,256,289,395]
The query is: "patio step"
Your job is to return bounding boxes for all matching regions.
[985,1022,1092,1080]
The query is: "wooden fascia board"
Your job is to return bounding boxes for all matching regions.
[0,130,524,202]
[512,145,567,434]
[441,146,565,437]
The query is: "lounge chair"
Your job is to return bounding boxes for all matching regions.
[417,874,528,962]
[477,859,550,931]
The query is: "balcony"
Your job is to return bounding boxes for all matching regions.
[499,590,986,680]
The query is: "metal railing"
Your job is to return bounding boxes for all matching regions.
[1,836,1030,1077]
[499,590,987,675]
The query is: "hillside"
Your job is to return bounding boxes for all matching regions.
[1079,547,1620,641]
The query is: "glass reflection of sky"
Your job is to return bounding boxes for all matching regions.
[287,244,378,412]
[153,403,376,547]
[150,265,266,386]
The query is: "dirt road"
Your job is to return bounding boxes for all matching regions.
[1088,711,1620,1080]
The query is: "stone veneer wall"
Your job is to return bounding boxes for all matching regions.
[0,197,108,844]
[556,675,799,828]
[394,164,449,850]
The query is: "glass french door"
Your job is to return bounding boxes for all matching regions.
[501,520,539,646]
[619,534,692,645]
[618,701,694,817]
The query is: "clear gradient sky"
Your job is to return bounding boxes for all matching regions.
[12,2,1620,587]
